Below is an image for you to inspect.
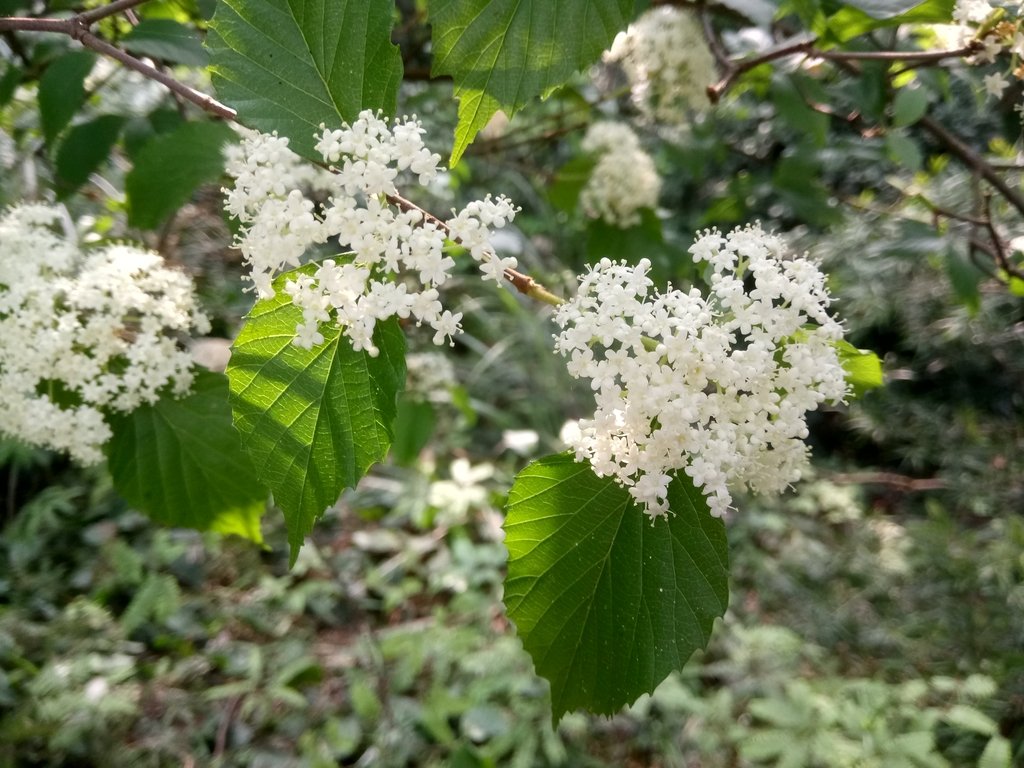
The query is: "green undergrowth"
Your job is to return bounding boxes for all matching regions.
[1,447,1021,766]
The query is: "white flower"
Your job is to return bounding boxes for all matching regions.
[605,7,716,123]
[225,111,519,355]
[553,224,848,519]
[983,71,1010,98]
[0,205,208,464]
[578,122,662,228]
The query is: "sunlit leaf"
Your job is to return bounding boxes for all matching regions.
[107,370,267,543]
[208,0,402,160]
[227,266,405,564]
[428,0,635,165]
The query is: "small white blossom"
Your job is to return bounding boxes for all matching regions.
[0,205,209,464]
[225,111,519,355]
[605,7,716,123]
[553,224,848,519]
[579,122,661,228]
[984,71,1011,97]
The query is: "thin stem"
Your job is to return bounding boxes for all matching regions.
[1,2,566,307]
[918,115,1024,218]
[79,0,150,24]
[79,28,236,119]
[707,34,981,103]
[0,14,238,119]
[707,34,817,104]
[385,191,566,305]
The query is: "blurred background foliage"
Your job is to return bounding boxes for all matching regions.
[2,0,1024,764]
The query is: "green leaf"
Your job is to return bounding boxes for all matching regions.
[944,245,982,314]
[55,115,125,195]
[891,84,930,127]
[978,735,1013,768]
[835,340,883,398]
[885,130,922,172]
[38,51,96,144]
[503,453,729,720]
[549,155,598,213]
[840,0,932,18]
[121,19,209,66]
[227,266,406,564]
[106,369,267,543]
[121,573,181,633]
[585,208,665,262]
[944,704,999,736]
[825,0,954,42]
[0,62,21,107]
[125,120,236,229]
[207,0,402,161]
[428,0,635,165]
[391,396,436,466]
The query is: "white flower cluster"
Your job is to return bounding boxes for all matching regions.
[579,122,662,228]
[0,128,15,170]
[0,205,209,464]
[225,111,519,355]
[554,224,848,519]
[947,1,1024,99]
[605,6,716,123]
[405,351,457,402]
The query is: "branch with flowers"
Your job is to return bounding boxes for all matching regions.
[4,0,1021,722]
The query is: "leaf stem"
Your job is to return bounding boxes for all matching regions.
[385,192,566,305]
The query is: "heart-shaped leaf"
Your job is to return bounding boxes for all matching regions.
[504,453,729,720]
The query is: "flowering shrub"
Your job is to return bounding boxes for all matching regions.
[579,121,661,228]
[605,6,716,123]
[0,205,209,464]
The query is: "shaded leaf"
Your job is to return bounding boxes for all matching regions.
[549,155,597,213]
[0,61,21,106]
[892,84,930,127]
[227,266,405,564]
[504,453,729,720]
[121,573,181,634]
[125,120,236,229]
[106,369,267,543]
[207,0,402,161]
[38,50,96,144]
[55,114,125,195]
[121,19,209,66]
[428,0,635,165]
[391,396,436,466]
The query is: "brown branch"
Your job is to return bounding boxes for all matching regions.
[918,114,1024,218]
[1,2,568,307]
[79,0,150,24]
[697,1,731,74]
[979,195,1024,281]
[0,13,237,120]
[707,34,817,104]
[707,35,981,103]
[829,471,947,492]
